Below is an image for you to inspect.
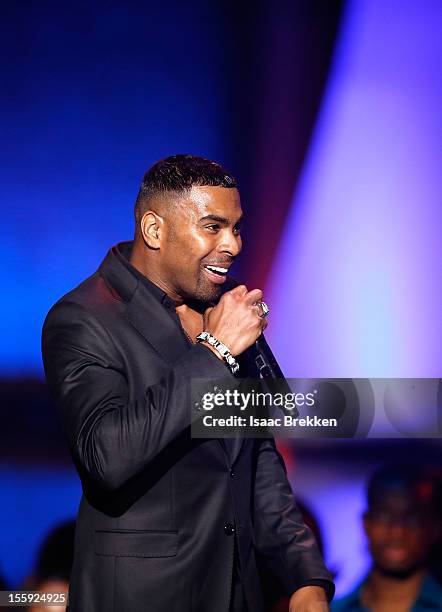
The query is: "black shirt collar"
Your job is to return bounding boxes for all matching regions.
[114,241,177,311]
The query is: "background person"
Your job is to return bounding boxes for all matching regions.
[23,520,74,612]
[332,464,442,612]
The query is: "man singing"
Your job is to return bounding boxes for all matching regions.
[42,154,334,611]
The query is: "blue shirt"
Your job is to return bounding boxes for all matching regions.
[332,574,442,611]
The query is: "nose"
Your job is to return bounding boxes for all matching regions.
[389,523,408,539]
[218,228,242,258]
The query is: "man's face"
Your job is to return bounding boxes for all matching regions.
[157,185,243,303]
[363,493,438,576]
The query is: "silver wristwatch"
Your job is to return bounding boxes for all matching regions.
[195,331,239,374]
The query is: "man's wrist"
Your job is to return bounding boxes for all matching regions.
[289,586,329,612]
[195,332,239,374]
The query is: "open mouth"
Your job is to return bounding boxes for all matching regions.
[203,264,229,284]
[382,546,409,563]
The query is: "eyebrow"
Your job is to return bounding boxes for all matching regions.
[199,214,244,225]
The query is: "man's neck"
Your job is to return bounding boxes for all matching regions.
[362,567,425,612]
[129,241,184,304]
[175,303,205,343]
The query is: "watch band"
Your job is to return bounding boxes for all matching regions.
[195,331,239,374]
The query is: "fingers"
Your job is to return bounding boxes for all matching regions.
[205,283,268,355]
[229,284,248,296]
[222,286,267,323]
[223,285,263,304]
[243,288,263,305]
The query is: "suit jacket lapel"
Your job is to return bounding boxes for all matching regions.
[125,282,190,366]
[127,284,245,466]
[100,242,189,366]
[100,241,245,465]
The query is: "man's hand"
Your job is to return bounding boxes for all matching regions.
[203,284,268,356]
[289,586,329,612]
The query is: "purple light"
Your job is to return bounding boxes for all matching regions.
[266,0,442,378]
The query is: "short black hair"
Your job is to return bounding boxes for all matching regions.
[135,154,237,221]
[367,464,441,515]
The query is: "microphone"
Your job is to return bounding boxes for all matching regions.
[250,336,298,416]
[252,334,285,380]
[223,276,297,416]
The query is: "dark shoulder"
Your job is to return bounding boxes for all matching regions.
[50,269,121,314]
[61,268,122,308]
[42,269,125,337]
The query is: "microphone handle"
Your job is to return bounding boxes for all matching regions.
[252,336,298,416]
[253,335,285,379]
[222,275,297,414]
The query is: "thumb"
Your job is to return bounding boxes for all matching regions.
[229,284,248,296]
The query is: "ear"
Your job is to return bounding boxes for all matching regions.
[140,211,164,249]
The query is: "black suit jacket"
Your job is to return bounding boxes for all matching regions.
[42,242,334,612]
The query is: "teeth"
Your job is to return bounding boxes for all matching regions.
[205,265,228,275]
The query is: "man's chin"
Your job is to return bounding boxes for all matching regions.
[374,561,421,580]
[192,282,224,304]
